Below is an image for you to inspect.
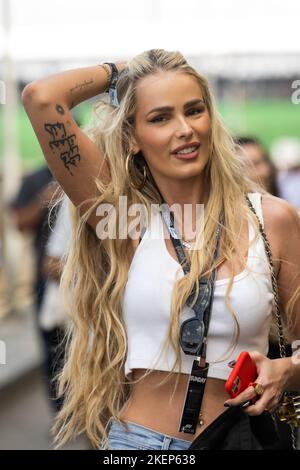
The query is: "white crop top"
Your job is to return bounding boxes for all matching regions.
[122,193,274,381]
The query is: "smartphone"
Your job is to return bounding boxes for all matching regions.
[225,351,257,398]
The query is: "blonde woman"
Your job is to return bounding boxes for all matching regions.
[22,50,300,450]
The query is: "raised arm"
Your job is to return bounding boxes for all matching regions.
[21,63,126,230]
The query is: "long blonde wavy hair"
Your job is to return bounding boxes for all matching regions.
[53,49,299,448]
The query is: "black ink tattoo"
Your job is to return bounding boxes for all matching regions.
[44,122,80,175]
[70,78,94,94]
[56,104,65,115]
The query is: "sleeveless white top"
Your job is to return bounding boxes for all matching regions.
[122,193,274,380]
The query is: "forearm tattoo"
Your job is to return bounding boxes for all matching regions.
[56,104,65,115]
[44,120,80,175]
[69,78,94,95]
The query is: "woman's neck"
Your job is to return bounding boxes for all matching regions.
[156,174,209,207]
[156,176,210,241]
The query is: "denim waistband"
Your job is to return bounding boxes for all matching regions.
[101,417,192,451]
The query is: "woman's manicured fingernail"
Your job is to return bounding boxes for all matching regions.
[228,360,236,368]
[241,400,251,408]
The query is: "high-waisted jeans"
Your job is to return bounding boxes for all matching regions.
[100,418,191,451]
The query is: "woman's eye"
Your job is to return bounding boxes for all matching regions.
[188,107,204,115]
[150,116,167,123]
[150,108,204,123]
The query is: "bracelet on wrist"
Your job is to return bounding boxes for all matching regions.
[103,62,119,107]
[99,63,112,91]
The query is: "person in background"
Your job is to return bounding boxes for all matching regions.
[0,238,10,320]
[39,196,72,412]
[10,165,62,411]
[10,166,57,309]
[235,136,279,197]
[235,135,295,448]
[271,137,300,212]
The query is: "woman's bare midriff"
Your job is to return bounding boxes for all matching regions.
[119,369,229,442]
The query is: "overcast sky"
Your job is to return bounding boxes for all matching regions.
[1,0,300,60]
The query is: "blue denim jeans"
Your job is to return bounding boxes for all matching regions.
[100,418,191,450]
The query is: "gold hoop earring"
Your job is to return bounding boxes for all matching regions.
[125,153,147,190]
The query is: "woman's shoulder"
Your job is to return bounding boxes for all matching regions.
[261,193,299,228]
[261,193,300,259]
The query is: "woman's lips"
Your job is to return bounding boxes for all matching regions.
[172,147,200,160]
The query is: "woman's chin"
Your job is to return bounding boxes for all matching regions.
[168,161,207,180]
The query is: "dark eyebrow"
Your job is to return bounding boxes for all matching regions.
[146,99,205,117]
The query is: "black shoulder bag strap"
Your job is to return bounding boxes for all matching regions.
[246,194,299,450]
[160,203,224,434]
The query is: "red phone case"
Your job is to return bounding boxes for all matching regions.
[225,351,257,398]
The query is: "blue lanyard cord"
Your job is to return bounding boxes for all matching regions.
[160,203,190,275]
[160,204,223,275]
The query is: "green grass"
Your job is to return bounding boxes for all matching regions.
[0,99,299,170]
[218,99,300,151]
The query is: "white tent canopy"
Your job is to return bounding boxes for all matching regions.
[1,0,300,60]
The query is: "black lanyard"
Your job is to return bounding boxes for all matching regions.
[160,203,224,433]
